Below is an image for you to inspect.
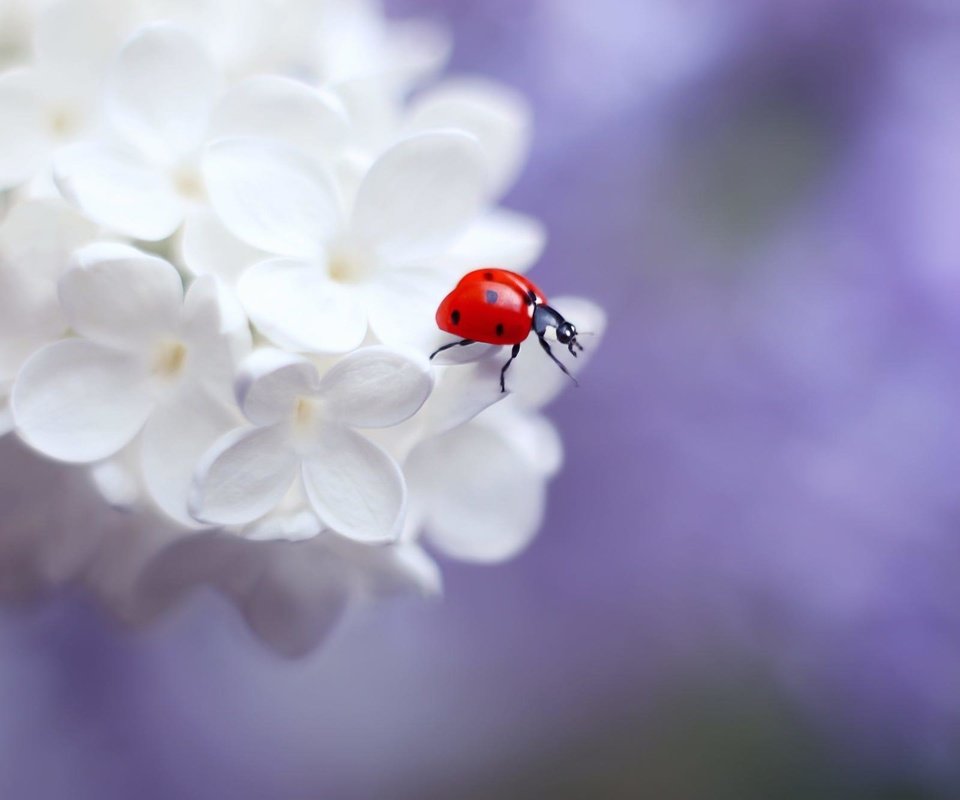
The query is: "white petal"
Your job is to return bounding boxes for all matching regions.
[329,537,442,598]
[236,348,320,426]
[34,0,121,93]
[140,386,239,527]
[316,345,433,428]
[244,508,322,543]
[179,274,252,402]
[59,244,183,351]
[379,19,451,87]
[89,454,141,509]
[107,23,219,162]
[54,143,183,240]
[0,69,49,189]
[0,200,94,342]
[239,541,349,658]
[364,267,455,352]
[12,339,153,463]
[349,131,488,263]
[301,425,405,544]
[421,358,507,436]
[178,206,264,283]
[237,258,367,353]
[0,336,50,383]
[446,209,546,272]
[408,424,545,563]
[406,78,531,198]
[190,423,298,526]
[428,341,503,366]
[479,402,564,477]
[202,137,341,257]
[210,76,350,165]
[373,542,442,598]
[508,296,608,408]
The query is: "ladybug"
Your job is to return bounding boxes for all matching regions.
[430,268,583,392]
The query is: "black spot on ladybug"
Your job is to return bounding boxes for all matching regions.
[527,290,537,305]
[496,323,505,337]
[484,271,494,280]
[485,289,498,304]
[451,309,461,325]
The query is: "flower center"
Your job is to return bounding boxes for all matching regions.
[173,166,206,202]
[294,396,315,427]
[327,242,374,285]
[49,107,80,140]
[291,395,324,448]
[152,340,188,378]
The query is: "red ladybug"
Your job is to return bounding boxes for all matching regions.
[430,268,583,392]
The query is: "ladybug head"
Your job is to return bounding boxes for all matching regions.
[556,321,583,357]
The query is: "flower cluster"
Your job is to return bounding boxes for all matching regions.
[0,0,603,653]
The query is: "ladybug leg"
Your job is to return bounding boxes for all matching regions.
[499,343,522,393]
[538,335,579,387]
[429,338,475,360]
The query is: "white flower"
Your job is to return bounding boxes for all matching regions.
[406,405,561,563]
[11,243,250,524]
[406,77,532,201]
[0,0,125,190]
[54,23,350,241]
[190,345,433,542]
[201,129,492,352]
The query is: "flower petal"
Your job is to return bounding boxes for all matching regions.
[107,23,219,162]
[316,345,433,428]
[12,339,153,463]
[446,209,546,272]
[406,78,531,198]
[377,18,451,87]
[301,425,405,544]
[238,541,349,658]
[179,274,252,402]
[420,358,507,436]
[0,200,95,343]
[34,0,122,93]
[190,423,298,526]
[244,507,322,543]
[407,423,545,563]
[236,348,320,426]
[210,76,350,165]
[349,130,488,263]
[480,402,564,478]
[0,69,49,189]
[54,143,184,240]
[203,137,341,257]
[348,539,443,598]
[237,258,367,353]
[364,267,455,352]
[178,207,264,283]
[140,386,239,527]
[59,244,183,351]
[89,453,141,509]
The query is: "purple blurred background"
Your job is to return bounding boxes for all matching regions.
[4,1,960,797]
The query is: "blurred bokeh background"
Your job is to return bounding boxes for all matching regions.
[4,0,960,797]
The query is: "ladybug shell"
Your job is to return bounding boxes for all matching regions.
[436,268,548,345]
